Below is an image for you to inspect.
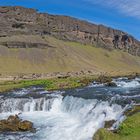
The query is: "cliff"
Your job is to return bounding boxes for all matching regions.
[0,6,140,76]
[0,6,140,56]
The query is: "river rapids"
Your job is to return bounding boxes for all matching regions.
[0,77,140,140]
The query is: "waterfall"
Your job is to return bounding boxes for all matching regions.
[0,77,140,140]
[0,94,125,140]
[0,97,58,113]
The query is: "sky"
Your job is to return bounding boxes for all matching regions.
[0,0,140,40]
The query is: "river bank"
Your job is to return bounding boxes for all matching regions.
[0,76,94,93]
[0,71,139,93]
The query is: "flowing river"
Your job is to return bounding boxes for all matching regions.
[0,77,140,140]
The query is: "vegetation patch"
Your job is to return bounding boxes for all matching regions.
[93,112,140,140]
[0,76,96,93]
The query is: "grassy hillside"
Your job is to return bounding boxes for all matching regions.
[0,35,140,75]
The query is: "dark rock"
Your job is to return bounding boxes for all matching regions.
[104,120,116,128]
[0,41,53,49]
[105,82,117,87]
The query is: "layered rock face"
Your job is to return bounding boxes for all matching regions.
[0,6,140,56]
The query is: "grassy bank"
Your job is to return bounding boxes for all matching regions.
[0,73,139,93]
[93,107,140,140]
[0,76,97,93]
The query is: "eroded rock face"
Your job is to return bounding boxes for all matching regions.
[0,115,35,132]
[0,6,140,56]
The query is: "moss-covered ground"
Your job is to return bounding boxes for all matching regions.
[0,76,96,93]
[93,108,140,140]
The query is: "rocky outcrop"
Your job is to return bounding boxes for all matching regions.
[0,115,35,132]
[0,41,53,48]
[0,6,140,56]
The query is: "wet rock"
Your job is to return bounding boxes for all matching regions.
[7,115,20,123]
[105,82,117,87]
[18,120,33,131]
[104,120,116,128]
[0,115,35,132]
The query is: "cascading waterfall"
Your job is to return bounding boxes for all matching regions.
[1,77,140,140]
[0,77,139,140]
[0,94,125,140]
[0,97,54,112]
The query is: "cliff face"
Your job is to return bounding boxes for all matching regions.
[0,6,140,56]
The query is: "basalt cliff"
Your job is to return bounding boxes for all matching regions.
[0,6,140,55]
[0,6,140,77]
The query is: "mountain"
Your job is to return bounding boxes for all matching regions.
[0,6,140,76]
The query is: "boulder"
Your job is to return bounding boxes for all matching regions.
[18,120,33,131]
[0,115,35,132]
[104,120,116,128]
[7,115,20,123]
[105,82,117,87]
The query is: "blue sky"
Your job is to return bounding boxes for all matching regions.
[0,0,140,40]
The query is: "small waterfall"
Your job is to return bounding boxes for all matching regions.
[0,77,140,140]
[0,94,125,140]
[0,97,56,113]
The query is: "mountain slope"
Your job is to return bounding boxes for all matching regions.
[0,35,140,75]
[0,6,140,76]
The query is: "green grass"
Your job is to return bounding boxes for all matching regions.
[93,112,140,140]
[0,74,138,93]
[0,76,95,93]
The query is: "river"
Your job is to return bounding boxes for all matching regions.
[0,77,140,140]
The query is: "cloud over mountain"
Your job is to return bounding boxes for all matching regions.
[85,0,140,19]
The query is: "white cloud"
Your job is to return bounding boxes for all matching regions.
[85,0,140,19]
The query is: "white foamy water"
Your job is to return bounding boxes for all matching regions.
[113,78,140,88]
[88,82,104,88]
[0,95,124,140]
